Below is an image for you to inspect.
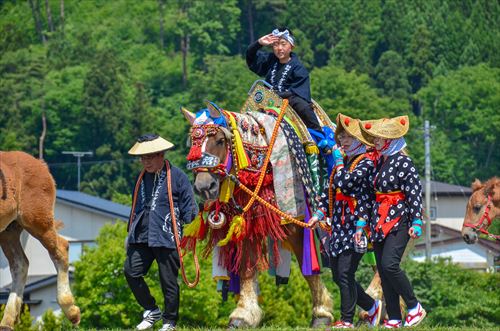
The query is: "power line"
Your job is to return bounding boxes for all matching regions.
[47,158,137,167]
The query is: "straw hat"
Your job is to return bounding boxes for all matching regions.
[359,115,409,140]
[335,113,374,147]
[128,134,174,156]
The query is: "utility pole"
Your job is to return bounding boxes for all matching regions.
[62,151,93,191]
[424,120,432,261]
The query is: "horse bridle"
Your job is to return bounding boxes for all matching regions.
[463,194,500,240]
[188,124,232,178]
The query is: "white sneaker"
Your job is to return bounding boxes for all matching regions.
[159,321,176,331]
[136,308,162,330]
[404,302,426,327]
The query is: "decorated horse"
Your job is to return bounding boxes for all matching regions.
[0,151,80,330]
[180,81,383,328]
[462,177,500,244]
[181,81,334,327]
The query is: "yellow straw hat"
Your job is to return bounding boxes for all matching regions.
[359,115,409,140]
[335,113,374,147]
[128,134,174,156]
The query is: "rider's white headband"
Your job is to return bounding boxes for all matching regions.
[272,29,295,46]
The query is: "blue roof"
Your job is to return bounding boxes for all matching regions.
[56,190,130,220]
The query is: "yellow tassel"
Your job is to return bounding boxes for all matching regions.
[183,213,202,238]
[305,145,320,155]
[213,276,230,281]
[228,114,249,169]
[219,177,235,203]
[218,215,246,246]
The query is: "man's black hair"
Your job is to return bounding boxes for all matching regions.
[277,27,294,37]
[137,133,159,142]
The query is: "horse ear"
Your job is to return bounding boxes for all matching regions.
[471,179,484,192]
[206,101,222,119]
[180,107,196,125]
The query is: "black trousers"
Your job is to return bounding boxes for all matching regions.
[374,226,418,320]
[124,244,180,323]
[288,95,323,132]
[331,250,375,323]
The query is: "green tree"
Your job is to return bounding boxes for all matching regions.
[418,64,500,184]
[374,50,410,100]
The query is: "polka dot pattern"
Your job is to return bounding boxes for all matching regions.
[370,153,423,242]
[324,157,375,256]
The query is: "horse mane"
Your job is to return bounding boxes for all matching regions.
[475,177,500,206]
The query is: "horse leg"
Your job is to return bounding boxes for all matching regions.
[228,270,263,328]
[22,218,80,325]
[0,222,28,330]
[285,224,333,327]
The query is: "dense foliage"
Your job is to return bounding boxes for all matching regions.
[0,0,498,200]
[70,222,500,329]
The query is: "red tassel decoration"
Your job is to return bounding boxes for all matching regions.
[187,144,202,161]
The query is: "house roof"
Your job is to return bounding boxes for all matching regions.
[414,224,500,254]
[424,181,472,197]
[56,189,130,220]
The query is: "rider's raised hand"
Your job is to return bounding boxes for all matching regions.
[259,34,279,46]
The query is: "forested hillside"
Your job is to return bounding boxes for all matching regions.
[1,0,498,200]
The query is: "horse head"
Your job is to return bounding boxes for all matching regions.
[462,177,500,244]
[181,103,232,202]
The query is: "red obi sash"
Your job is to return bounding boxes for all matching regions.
[375,191,405,237]
[335,188,357,225]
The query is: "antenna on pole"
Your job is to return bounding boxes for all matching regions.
[62,151,93,191]
[424,120,432,261]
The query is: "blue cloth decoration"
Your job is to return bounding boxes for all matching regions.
[195,108,228,127]
[308,127,335,174]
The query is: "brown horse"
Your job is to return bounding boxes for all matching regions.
[182,106,333,328]
[0,151,80,330]
[462,177,500,244]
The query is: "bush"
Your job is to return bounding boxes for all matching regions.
[72,222,500,328]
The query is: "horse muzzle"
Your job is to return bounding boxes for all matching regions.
[194,172,220,201]
[462,227,479,244]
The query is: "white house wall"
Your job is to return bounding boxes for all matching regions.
[412,241,489,269]
[29,284,60,322]
[54,201,120,241]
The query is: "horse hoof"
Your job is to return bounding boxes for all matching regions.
[311,316,332,328]
[228,318,249,329]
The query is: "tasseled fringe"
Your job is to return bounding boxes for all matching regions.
[237,170,274,187]
[181,212,208,250]
[206,181,287,274]
[186,144,202,161]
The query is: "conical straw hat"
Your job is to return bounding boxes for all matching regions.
[335,113,374,147]
[359,116,409,140]
[128,134,174,156]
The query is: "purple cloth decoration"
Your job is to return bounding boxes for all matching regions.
[229,272,240,294]
[302,200,314,275]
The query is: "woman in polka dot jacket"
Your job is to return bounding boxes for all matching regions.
[310,114,382,329]
[359,115,426,328]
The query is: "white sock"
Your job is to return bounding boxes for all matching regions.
[387,319,402,325]
[408,302,421,315]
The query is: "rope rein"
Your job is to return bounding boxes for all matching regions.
[166,161,200,287]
